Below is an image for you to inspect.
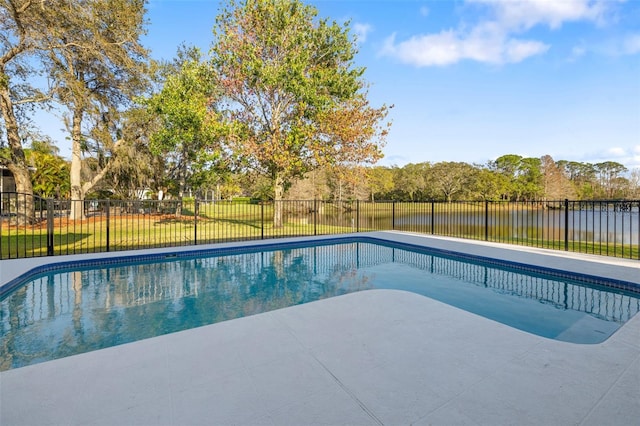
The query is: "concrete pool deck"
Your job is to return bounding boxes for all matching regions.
[1,232,639,425]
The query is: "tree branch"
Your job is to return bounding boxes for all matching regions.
[14,93,52,104]
[81,137,123,194]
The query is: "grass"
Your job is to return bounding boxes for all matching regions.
[1,202,638,260]
[0,207,356,259]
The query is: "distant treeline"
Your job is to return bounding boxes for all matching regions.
[283,154,639,202]
[17,148,639,202]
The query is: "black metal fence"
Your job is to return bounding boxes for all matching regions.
[1,192,639,260]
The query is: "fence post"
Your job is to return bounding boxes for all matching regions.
[105,201,110,252]
[194,199,199,245]
[564,199,569,251]
[637,201,640,261]
[46,198,54,256]
[356,200,360,232]
[261,202,264,239]
[431,201,435,234]
[392,201,395,230]
[313,199,317,236]
[485,200,489,241]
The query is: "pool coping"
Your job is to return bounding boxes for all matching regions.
[2,231,639,295]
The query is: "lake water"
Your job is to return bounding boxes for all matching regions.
[390,208,640,245]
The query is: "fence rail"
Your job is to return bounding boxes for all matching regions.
[1,192,639,260]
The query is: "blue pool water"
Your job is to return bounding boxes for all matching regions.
[1,238,639,371]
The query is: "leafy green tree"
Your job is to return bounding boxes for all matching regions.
[429,161,476,202]
[472,168,509,201]
[26,139,70,198]
[515,157,543,201]
[488,155,543,201]
[241,172,273,200]
[491,154,523,177]
[595,161,627,199]
[210,0,390,227]
[559,160,596,199]
[366,166,394,201]
[489,154,522,200]
[611,176,631,199]
[393,163,429,201]
[145,46,223,204]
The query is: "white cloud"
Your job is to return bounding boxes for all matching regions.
[469,0,610,30]
[586,145,640,170]
[381,27,549,66]
[609,146,640,169]
[353,22,373,44]
[504,38,550,62]
[381,0,623,67]
[608,147,627,157]
[382,32,460,66]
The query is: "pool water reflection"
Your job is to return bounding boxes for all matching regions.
[1,240,639,371]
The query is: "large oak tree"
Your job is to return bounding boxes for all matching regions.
[43,0,150,219]
[210,0,390,227]
[0,0,53,223]
[1,0,150,222]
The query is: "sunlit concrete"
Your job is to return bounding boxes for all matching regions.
[1,232,639,425]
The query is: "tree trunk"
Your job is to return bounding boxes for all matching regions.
[69,108,85,220]
[273,174,284,228]
[176,160,186,217]
[0,80,34,224]
[6,164,34,224]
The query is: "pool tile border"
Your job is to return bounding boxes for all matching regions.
[374,238,640,294]
[2,235,638,300]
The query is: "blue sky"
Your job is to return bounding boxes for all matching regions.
[63,0,640,170]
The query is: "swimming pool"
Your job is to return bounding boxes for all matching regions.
[1,235,639,371]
